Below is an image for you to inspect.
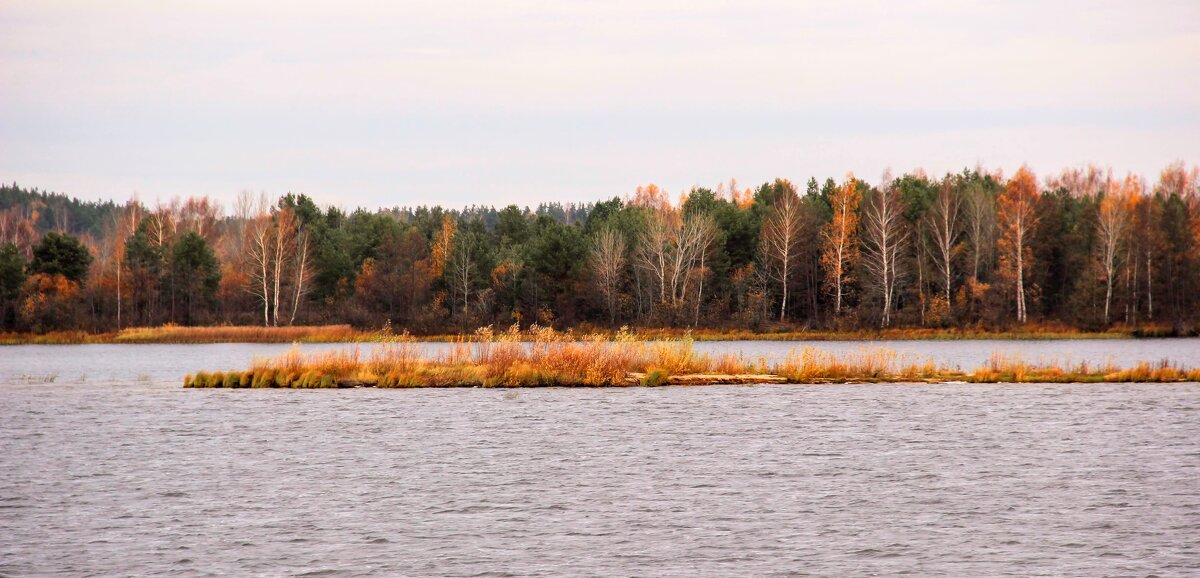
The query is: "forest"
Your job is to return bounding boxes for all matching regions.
[1,162,1198,336]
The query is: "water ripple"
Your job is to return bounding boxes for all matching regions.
[2,346,1200,576]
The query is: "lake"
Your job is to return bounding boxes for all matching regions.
[2,340,1199,576]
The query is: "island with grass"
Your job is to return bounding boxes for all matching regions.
[182,327,1200,389]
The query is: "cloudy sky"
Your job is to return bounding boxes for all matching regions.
[2,0,1198,209]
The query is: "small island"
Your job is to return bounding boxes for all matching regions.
[183,327,1200,389]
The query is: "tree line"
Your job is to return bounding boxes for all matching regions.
[2,162,1198,334]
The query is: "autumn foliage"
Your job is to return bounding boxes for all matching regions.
[2,161,1200,337]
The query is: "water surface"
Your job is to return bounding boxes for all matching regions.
[1,342,1198,576]
[3,337,1199,386]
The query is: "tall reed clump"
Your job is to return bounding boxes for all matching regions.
[971,352,1115,383]
[465,325,678,387]
[1103,361,1200,383]
[192,325,722,388]
[771,347,946,382]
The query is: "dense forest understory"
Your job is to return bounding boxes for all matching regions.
[2,162,1199,338]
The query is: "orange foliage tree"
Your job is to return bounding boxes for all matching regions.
[21,273,80,331]
[1095,175,1138,324]
[820,174,860,315]
[997,166,1040,323]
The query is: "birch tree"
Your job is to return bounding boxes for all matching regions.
[997,167,1040,323]
[927,177,962,305]
[636,207,673,307]
[963,181,995,282]
[688,213,717,326]
[760,186,803,321]
[244,194,274,326]
[101,200,143,330]
[271,208,300,326]
[288,229,312,325]
[635,206,714,318]
[860,180,908,327]
[589,227,626,326]
[820,175,861,315]
[1095,175,1136,324]
[448,232,476,315]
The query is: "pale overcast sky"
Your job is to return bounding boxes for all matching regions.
[2,1,1198,209]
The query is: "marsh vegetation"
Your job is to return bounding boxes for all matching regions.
[184,326,1200,389]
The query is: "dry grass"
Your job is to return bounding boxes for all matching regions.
[6,320,1183,346]
[635,321,1139,342]
[1,324,379,345]
[201,325,720,388]
[970,352,1200,383]
[0,330,96,345]
[115,324,364,343]
[772,347,944,382]
[185,324,1196,388]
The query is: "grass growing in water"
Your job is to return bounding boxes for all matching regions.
[183,324,1200,388]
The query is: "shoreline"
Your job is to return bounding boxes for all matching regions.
[181,332,1200,389]
[184,369,1200,389]
[2,324,1190,346]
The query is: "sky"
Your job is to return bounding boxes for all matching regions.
[2,0,1198,210]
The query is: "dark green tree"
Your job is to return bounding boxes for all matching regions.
[495,205,533,247]
[523,216,588,325]
[0,243,27,330]
[169,232,221,325]
[124,226,165,325]
[29,232,93,284]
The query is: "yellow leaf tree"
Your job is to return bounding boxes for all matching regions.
[997,166,1040,323]
[820,174,860,315]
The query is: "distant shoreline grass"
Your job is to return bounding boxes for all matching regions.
[0,321,1188,345]
[183,326,1200,389]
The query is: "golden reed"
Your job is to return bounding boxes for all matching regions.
[184,325,1200,388]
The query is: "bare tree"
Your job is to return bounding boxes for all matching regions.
[589,227,626,326]
[963,181,995,282]
[243,193,274,326]
[636,208,673,306]
[147,198,179,249]
[760,187,803,321]
[448,233,476,315]
[288,229,312,326]
[179,196,222,242]
[238,194,310,327]
[635,206,715,320]
[860,179,908,327]
[688,213,717,326]
[272,208,300,326]
[927,177,962,305]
